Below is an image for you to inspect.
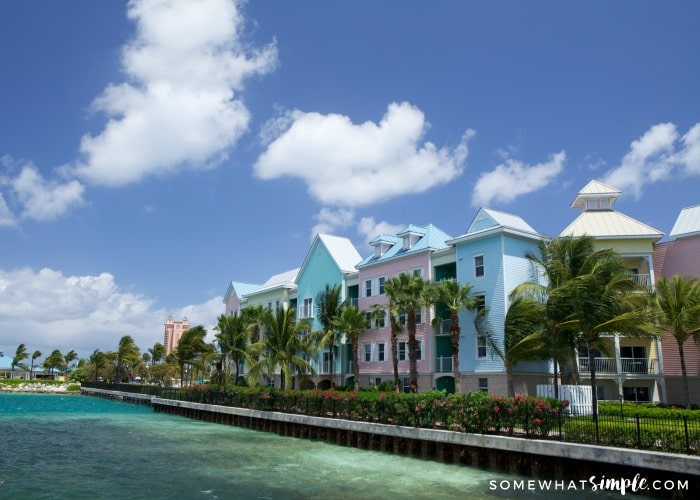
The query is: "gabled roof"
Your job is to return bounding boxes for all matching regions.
[560,210,663,240]
[316,234,363,273]
[224,281,260,303]
[357,224,452,267]
[669,205,700,239]
[245,268,299,297]
[446,208,542,245]
[571,180,621,209]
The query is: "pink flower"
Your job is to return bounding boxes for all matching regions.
[494,406,500,413]
[534,418,542,425]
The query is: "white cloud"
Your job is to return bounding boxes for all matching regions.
[601,122,700,198]
[11,164,85,221]
[472,151,566,207]
[0,267,222,359]
[0,193,16,227]
[254,102,475,207]
[357,217,404,243]
[72,0,277,187]
[311,207,355,238]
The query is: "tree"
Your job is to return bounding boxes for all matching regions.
[64,350,79,374]
[385,273,427,393]
[246,307,314,390]
[115,336,140,383]
[426,279,478,394]
[89,349,108,382]
[175,325,211,387]
[241,305,268,344]
[313,284,343,387]
[214,313,251,386]
[148,343,165,366]
[30,350,42,380]
[43,349,66,379]
[332,305,366,391]
[547,238,657,420]
[655,275,700,409]
[11,344,29,378]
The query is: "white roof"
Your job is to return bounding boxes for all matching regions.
[480,208,538,234]
[246,268,299,296]
[571,180,621,209]
[560,210,663,240]
[317,234,363,273]
[669,205,700,239]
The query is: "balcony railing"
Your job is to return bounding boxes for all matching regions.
[348,298,359,308]
[578,357,659,375]
[346,360,353,373]
[435,355,453,373]
[628,273,652,291]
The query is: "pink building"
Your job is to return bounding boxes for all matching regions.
[163,316,190,355]
[653,205,700,405]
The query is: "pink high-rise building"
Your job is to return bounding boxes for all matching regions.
[164,316,189,355]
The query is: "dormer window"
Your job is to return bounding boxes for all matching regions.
[402,233,421,250]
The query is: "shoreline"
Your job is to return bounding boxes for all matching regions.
[0,382,79,393]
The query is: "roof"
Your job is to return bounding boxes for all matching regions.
[224,281,260,302]
[245,268,299,296]
[446,208,542,246]
[316,234,363,273]
[357,223,452,267]
[669,205,700,239]
[570,179,621,209]
[560,210,663,240]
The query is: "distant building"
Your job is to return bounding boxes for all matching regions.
[164,316,190,355]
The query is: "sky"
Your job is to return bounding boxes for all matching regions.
[1,0,699,363]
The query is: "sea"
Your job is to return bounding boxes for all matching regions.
[0,393,616,499]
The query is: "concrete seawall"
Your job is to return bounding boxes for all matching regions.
[82,387,699,494]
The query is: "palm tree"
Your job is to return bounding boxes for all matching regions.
[385,272,427,393]
[246,307,314,390]
[214,313,251,386]
[11,344,29,379]
[333,305,366,391]
[242,304,268,344]
[30,350,42,380]
[90,349,108,381]
[426,279,478,394]
[313,284,343,387]
[148,342,165,366]
[176,325,211,387]
[64,350,78,374]
[43,349,66,379]
[655,275,700,409]
[115,336,140,383]
[549,240,657,420]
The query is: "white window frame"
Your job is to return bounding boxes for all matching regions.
[478,377,488,393]
[377,342,386,362]
[377,309,386,329]
[363,343,373,363]
[474,254,485,278]
[302,297,314,318]
[412,267,423,278]
[364,311,372,329]
[477,335,487,358]
[365,279,373,298]
[398,341,407,362]
[378,276,386,295]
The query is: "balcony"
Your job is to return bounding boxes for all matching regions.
[578,357,659,375]
[435,355,453,373]
[348,297,359,308]
[435,319,451,335]
[628,273,652,292]
[346,360,353,373]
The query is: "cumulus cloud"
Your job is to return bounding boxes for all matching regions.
[0,194,16,227]
[357,216,404,243]
[311,207,354,238]
[602,122,700,198]
[0,267,222,358]
[472,151,566,207]
[254,102,475,207]
[71,0,277,187]
[10,164,86,221]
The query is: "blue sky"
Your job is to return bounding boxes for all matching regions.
[1,0,698,361]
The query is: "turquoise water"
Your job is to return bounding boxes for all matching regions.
[0,393,609,499]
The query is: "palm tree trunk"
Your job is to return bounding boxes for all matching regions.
[450,309,461,394]
[352,337,360,391]
[678,341,690,410]
[391,326,399,394]
[408,311,418,393]
[588,345,598,423]
[506,362,515,397]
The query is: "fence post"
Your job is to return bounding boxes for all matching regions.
[636,415,641,447]
[684,416,690,454]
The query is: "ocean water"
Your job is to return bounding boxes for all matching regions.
[0,393,607,499]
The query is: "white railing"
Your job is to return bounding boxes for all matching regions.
[348,298,359,308]
[629,273,652,291]
[438,319,451,334]
[346,360,353,373]
[579,357,659,375]
[435,356,453,373]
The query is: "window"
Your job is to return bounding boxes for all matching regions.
[475,294,486,314]
[478,377,488,393]
[474,255,484,278]
[416,339,423,361]
[322,351,332,373]
[364,312,372,329]
[377,343,386,362]
[399,309,422,326]
[363,343,373,363]
[398,341,407,361]
[275,300,280,312]
[623,386,649,403]
[374,245,382,258]
[377,309,386,329]
[477,335,487,358]
[267,301,272,310]
[378,276,386,295]
[302,298,313,318]
[413,268,423,278]
[365,279,373,298]
[402,377,411,393]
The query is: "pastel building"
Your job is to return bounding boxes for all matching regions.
[653,205,700,405]
[448,208,549,395]
[560,180,665,403]
[355,224,454,392]
[164,316,190,355]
